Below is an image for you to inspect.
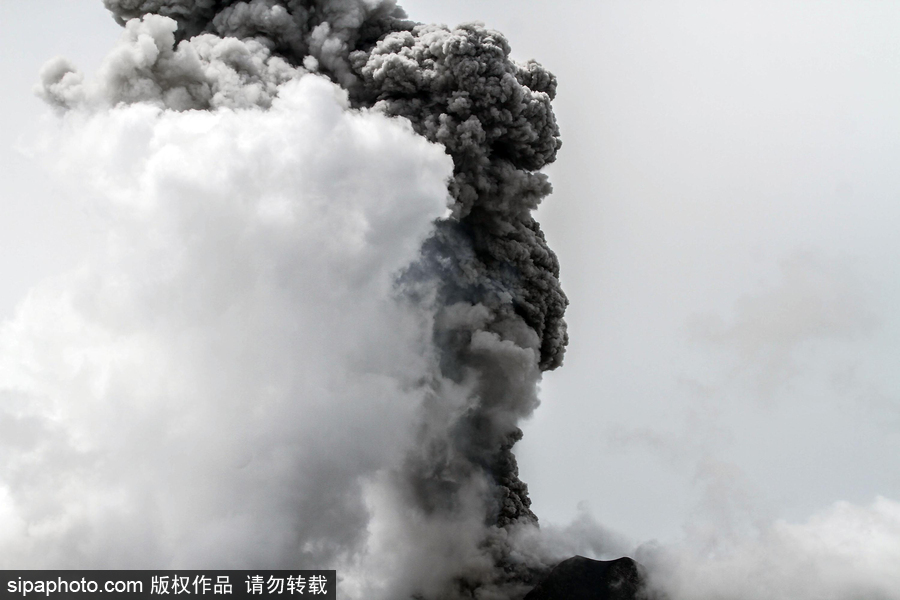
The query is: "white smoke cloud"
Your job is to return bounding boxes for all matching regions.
[584,248,900,600]
[1,58,454,580]
[640,496,900,600]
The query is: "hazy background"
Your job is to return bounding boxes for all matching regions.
[2,0,899,550]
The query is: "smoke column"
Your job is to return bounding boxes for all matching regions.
[6,1,573,597]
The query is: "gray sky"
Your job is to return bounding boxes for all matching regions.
[2,0,900,571]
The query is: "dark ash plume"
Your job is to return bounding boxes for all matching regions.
[56,1,568,596]
[354,20,567,559]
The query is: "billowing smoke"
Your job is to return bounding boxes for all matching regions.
[9,0,572,597]
[637,496,900,600]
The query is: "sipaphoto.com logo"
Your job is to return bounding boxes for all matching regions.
[6,576,142,596]
[0,571,336,599]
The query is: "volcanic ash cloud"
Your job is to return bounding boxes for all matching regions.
[6,2,574,599]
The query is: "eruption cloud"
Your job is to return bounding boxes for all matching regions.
[9,1,575,597]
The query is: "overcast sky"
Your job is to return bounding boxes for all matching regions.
[2,0,900,559]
